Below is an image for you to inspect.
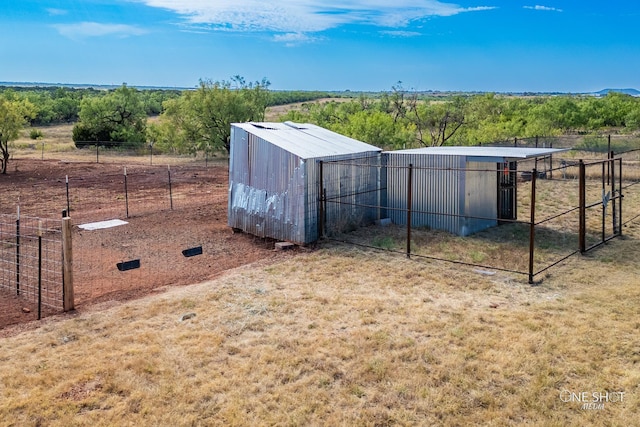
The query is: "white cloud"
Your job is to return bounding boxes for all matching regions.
[54,22,148,39]
[46,8,68,16]
[137,0,496,34]
[380,30,422,38]
[524,5,563,12]
[273,32,321,47]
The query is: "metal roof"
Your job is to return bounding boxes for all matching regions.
[385,146,569,160]
[232,121,381,159]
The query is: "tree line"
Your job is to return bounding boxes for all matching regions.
[279,85,640,150]
[2,79,640,174]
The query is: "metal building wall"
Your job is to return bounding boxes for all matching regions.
[228,127,308,244]
[462,161,498,236]
[384,152,466,234]
[228,126,381,244]
[317,155,382,238]
[384,153,501,236]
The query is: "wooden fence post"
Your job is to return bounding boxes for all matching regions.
[62,214,74,312]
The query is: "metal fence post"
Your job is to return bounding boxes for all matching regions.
[124,167,129,218]
[528,168,537,284]
[618,157,623,237]
[38,223,42,320]
[578,160,586,253]
[16,206,20,296]
[168,165,174,210]
[318,161,324,239]
[406,163,413,258]
[62,212,74,312]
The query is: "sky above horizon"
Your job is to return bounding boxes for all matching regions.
[1,1,638,93]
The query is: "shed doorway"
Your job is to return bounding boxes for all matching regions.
[498,161,517,222]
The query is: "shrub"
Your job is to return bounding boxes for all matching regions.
[30,129,44,140]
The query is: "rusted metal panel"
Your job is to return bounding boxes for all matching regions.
[228,123,381,244]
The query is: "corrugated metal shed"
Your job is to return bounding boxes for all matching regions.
[228,122,382,245]
[383,147,568,236]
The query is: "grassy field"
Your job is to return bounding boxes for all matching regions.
[3,117,640,425]
[1,225,639,425]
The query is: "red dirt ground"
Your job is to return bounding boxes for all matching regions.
[1,158,298,335]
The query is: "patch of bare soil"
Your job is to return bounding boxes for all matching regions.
[1,158,296,333]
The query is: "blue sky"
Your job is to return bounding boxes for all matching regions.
[1,1,638,92]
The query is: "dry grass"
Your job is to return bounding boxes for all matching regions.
[1,224,640,425]
[9,123,219,166]
[2,120,640,425]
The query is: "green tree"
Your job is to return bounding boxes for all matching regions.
[407,96,468,146]
[160,77,270,154]
[72,84,147,147]
[333,110,415,150]
[0,95,36,174]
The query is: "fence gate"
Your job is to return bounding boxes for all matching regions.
[579,158,623,252]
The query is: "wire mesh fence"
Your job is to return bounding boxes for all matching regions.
[1,156,232,330]
[0,214,63,328]
[3,160,226,223]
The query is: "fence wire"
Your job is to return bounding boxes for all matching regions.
[0,214,63,328]
[321,151,639,283]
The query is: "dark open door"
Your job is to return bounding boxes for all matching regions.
[498,161,517,222]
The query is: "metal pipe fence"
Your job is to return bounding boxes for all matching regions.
[320,152,638,284]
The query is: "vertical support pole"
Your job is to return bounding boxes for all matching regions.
[124,167,129,218]
[514,137,518,147]
[535,136,539,148]
[601,161,606,243]
[528,168,537,284]
[406,164,413,259]
[96,143,99,164]
[549,142,553,180]
[16,206,20,296]
[38,221,42,320]
[66,175,70,215]
[611,155,617,235]
[496,163,502,224]
[318,161,324,239]
[514,162,518,220]
[578,160,586,253]
[607,135,611,186]
[618,157,623,237]
[168,165,174,210]
[62,213,74,312]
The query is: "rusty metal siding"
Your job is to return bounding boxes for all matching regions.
[228,128,308,244]
[228,124,381,245]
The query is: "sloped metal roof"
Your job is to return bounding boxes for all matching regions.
[385,146,569,159]
[232,122,381,159]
